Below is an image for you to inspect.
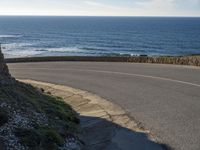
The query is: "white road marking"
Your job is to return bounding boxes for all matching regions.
[11,67,200,88]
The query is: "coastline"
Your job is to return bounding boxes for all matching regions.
[5,55,200,66]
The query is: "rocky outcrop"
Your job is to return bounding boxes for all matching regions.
[0,49,13,86]
[0,48,10,76]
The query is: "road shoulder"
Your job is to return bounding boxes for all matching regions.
[20,79,169,150]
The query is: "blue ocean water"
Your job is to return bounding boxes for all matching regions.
[0,16,200,58]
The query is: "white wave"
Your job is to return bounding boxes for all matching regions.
[3,44,86,58]
[4,43,33,48]
[44,47,87,53]
[2,43,42,58]
[3,45,97,58]
[3,49,43,58]
[0,34,22,38]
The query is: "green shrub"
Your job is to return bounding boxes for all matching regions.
[14,127,64,150]
[14,128,41,148]
[41,94,80,124]
[38,127,64,148]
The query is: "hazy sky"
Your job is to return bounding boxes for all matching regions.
[0,0,199,16]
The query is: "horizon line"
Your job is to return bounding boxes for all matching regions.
[0,15,200,18]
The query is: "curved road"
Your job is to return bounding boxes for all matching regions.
[8,62,200,150]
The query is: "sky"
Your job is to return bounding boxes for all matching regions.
[0,0,199,17]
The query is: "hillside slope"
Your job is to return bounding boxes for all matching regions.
[0,50,82,150]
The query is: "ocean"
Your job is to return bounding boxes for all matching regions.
[0,16,200,58]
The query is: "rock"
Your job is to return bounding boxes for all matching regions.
[0,48,10,76]
[0,48,14,86]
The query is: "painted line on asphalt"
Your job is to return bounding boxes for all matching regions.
[11,67,200,88]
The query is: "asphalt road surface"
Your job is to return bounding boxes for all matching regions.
[8,62,200,150]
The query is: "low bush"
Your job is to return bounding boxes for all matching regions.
[14,127,64,150]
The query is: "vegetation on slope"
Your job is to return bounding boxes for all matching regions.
[0,81,82,150]
[0,50,82,150]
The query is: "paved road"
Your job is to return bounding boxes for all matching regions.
[8,62,200,150]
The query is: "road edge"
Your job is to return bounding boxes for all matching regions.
[19,79,171,150]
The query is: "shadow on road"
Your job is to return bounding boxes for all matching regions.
[80,116,172,150]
